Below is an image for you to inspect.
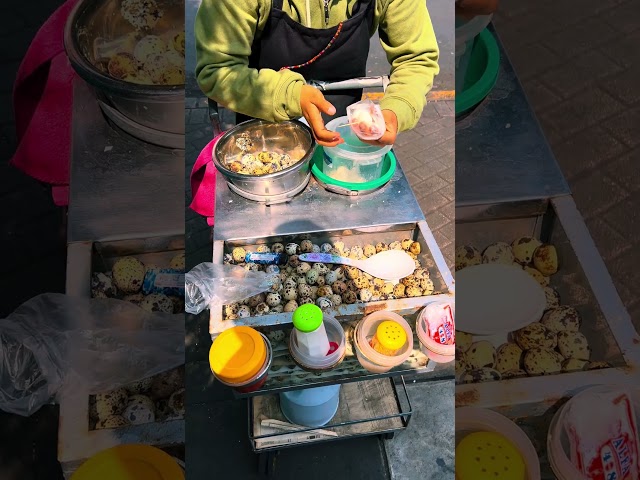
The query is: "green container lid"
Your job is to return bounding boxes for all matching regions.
[455,28,500,116]
[292,304,324,333]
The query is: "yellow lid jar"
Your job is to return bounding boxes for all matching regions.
[369,320,407,356]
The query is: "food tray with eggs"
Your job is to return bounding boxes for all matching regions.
[209,221,455,336]
[455,196,640,409]
[61,235,185,463]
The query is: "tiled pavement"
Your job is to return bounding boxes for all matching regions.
[493,0,640,331]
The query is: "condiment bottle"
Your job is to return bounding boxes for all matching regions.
[292,304,331,358]
[369,320,407,356]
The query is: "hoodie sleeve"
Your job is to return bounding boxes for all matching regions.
[377,0,440,132]
[194,0,306,121]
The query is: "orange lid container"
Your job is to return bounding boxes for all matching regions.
[209,326,267,384]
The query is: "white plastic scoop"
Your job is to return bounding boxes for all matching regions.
[299,250,416,281]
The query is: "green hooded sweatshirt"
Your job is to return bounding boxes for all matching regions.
[195,0,439,132]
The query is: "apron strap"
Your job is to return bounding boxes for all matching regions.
[272,0,285,11]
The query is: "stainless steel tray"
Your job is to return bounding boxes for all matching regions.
[210,220,455,336]
[455,195,640,408]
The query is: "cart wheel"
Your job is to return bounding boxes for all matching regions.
[382,432,395,440]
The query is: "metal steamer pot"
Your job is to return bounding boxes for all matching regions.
[64,0,184,138]
[213,119,316,198]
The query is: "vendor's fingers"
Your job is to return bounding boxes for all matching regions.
[304,105,341,145]
[310,90,337,116]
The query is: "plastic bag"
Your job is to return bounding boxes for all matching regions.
[185,263,274,315]
[0,293,184,417]
[347,100,386,141]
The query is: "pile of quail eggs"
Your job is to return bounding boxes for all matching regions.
[222,238,435,320]
[90,366,184,430]
[90,251,184,314]
[222,132,307,176]
[455,237,609,384]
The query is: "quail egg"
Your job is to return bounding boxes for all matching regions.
[254,302,270,315]
[324,270,339,285]
[271,243,285,253]
[409,242,421,255]
[460,368,502,384]
[316,276,326,286]
[354,276,371,289]
[333,241,346,253]
[151,367,184,399]
[296,262,311,275]
[382,282,395,295]
[400,239,413,251]
[557,331,590,360]
[455,331,473,354]
[284,277,298,289]
[285,243,300,255]
[342,291,357,304]
[283,286,298,301]
[363,244,376,257]
[256,245,271,253]
[317,286,333,297]
[309,286,319,299]
[237,305,251,318]
[121,0,163,30]
[288,255,301,268]
[299,297,314,305]
[316,296,333,310]
[562,358,588,372]
[91,272,118,298]
[501,369,528,379]
[313,263,329,275]
[523,266,549,286]
[112,257,145,293]
[523,347,562,375]
[267,330,286,343]
[124,293,144,305]
[266,265,280,275]
[482,242,515,264]
[95,388,128,419]
[126,378,153,395]
[466,341,496,369]
[358,288,373,302]
[127,394,155,411]
[401,275,419,287]
[296,276,308,285]
[223,253,234,264]
[300,240,314,253]
[312,244,321,253]
[406,286,422,297]
[284,300,299,312]
[232,247,246,262]
[393,284,406,297]
[297,284,312,298]
[169,252,185,270]
[167,388,185,416]
[541,306,581,333]
[455,357,470,376]
[514,322,557,350]
[139,294,174,313]
[375,242,389,253]
[123,399,155,425]
[495,343,523,373]
[533,244,558,276]
[346,266,360,280]
[247,293,266,308]
[544,286,561,309]
[332,281,347,294]
[511,237,542,265]
[388,241,402,251]
[420,278,435,294]
[350,246,365,259]
[330,294,342,306]
[455,245,482,271]
[271,304,284,313]
[96,415,130,429]
[320,243,333,253]
[107,53,138,79]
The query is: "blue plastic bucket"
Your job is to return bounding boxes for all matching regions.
[279,385,341,427]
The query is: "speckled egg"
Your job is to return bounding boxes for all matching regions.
[316,276,326,287]
[456,357,470,376]
[512,237,542,265]
[254,302,270,315]
[562,358,588,372]
[557,331,590,360]
[363,244,376,257]
[310,286,319,299]
[523,266,549,286]
[351,246,365,259]
[317,286,333,297]
[297,284,312,298]
[406,286,422,297]
[316,296,333,310]
[265,293,282,307]
[533,244,558,276]
[271,243,285,253]
[300,240,314,253]
[95,388,128,419]
[456,331,473,354]
[332,281,347,294]
[168,252,185,270]
[354,276,371,290]
[495,343,523,373]
[455,245,482,271]
[466,341,496,369]
[333,241,346,253]
[112,257,145,293]
[96,415,130,429]
[515,322,557,350]
[288,255,301,268]
[255,245,270,253]
[401,275,419,288]
[358,288,373,302]
[298,297,314,305]
[393,284,406,297]
[460,368,502,384]
[320,243,333,253]
[123,400,155,425]
[223,253,234,264]
[541,306,581,333]
[139,294,174,313]
[126,377,153,395]
[420,278,435,295]
[232,247,246,262]
[283,286,298,301]
[345,266,360,280]
[285,243,300,255]
[302,269,317,285]
[380,282,394,295]
[296,263,311,275]
[482,242,515,265]
[324,270,338,285]
[544,286,561,309]
[313,263,329,275]
[107,53,138,79]
[330,294,342,306]
[296,276,308,285]
[501,369,528,379]
[151,368,184,399]
[124,293,144,305]
[127,394,156,411]
[248,293,266,308]
[238,305,251,318]
[342,291,357,304]
[410,242,421,255]
[91,272,118,298]
[168,388,185,416]
[386,241,400,251]
[375,242,388,253]
[523,347,562,375]
[284,300,299,312]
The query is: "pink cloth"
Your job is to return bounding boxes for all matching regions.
[10,0,81,206]
[190,134,224,227]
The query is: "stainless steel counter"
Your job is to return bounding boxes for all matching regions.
[455,26,571,206]
[68,79,184,243]
[213,159,425,242]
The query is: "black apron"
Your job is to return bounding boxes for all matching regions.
[236,0,375,125]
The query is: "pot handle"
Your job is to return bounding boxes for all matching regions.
[208,98,222,136]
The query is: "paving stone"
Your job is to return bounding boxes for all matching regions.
[601,106,640,149]
[600,64,640,106]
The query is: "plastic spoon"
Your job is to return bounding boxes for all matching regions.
[299,250,415,281]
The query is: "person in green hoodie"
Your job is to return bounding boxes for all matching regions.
[195,0,439,147]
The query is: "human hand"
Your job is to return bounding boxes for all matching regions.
[360,109,398,147]
[300,85,343,147]
[455,0,499,17]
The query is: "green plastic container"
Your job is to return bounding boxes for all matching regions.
[455,28,500,116]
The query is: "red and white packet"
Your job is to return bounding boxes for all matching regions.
[423,302,455,346]
[564,389,640,479]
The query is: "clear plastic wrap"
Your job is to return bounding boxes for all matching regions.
[0,293,184,417]
[184,263,274,315]
[346,99,386,141]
